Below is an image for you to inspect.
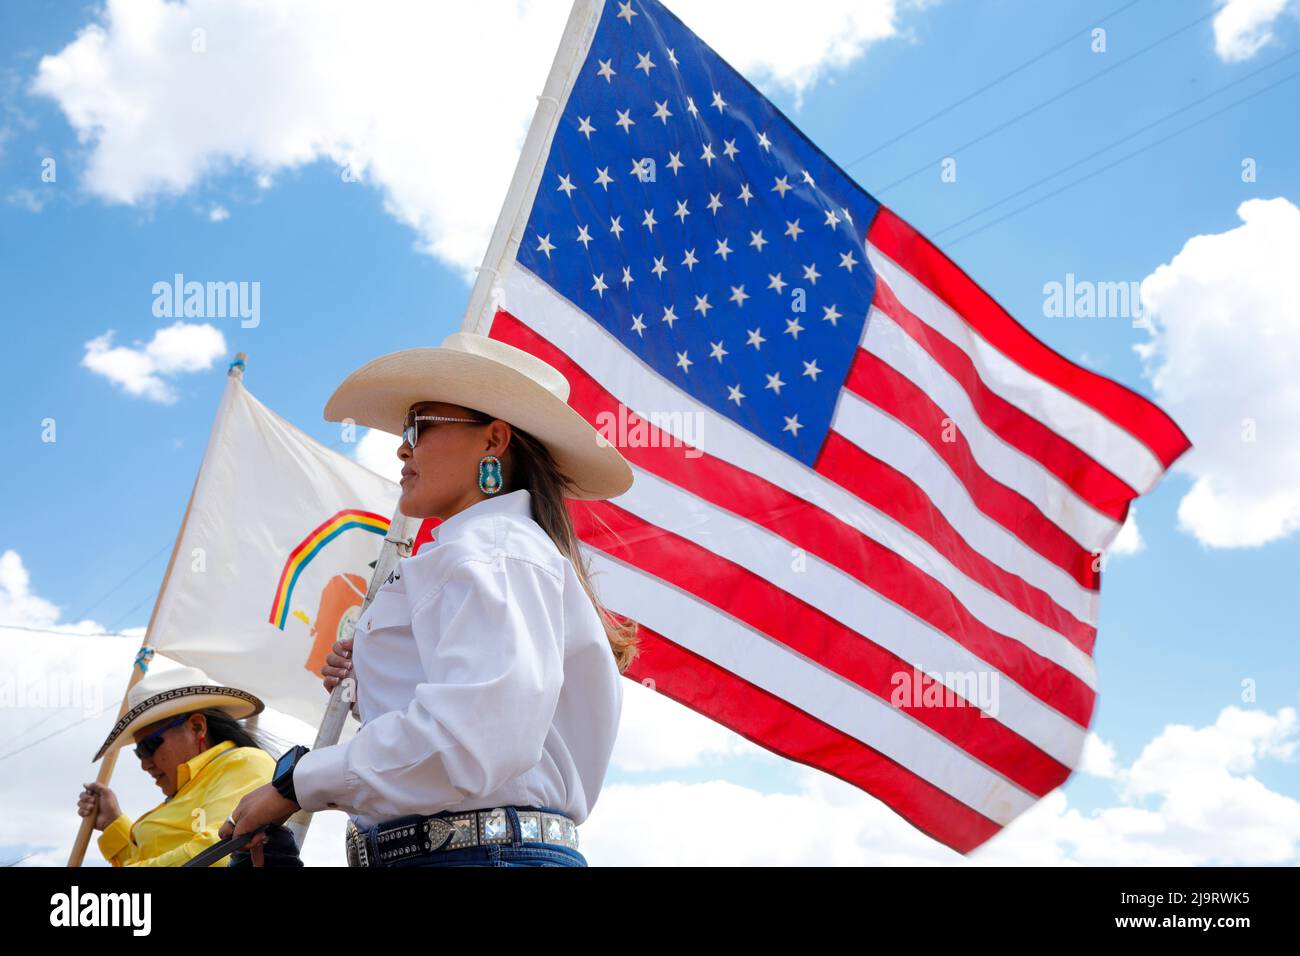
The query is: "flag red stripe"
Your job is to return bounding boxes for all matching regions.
[622,624,1004,854]
[870,278,1137,522]
[845,349,1100,590]
[573,498,1077,795]
[492,310,1095,726]
[816,432,1097,655]
[867,207,1192,468]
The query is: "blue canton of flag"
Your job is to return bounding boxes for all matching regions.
[517,0,881,465]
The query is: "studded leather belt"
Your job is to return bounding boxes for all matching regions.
[346,806,579,867]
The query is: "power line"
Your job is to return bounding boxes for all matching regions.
[932,49,1300,239]
[872,5,1219,196]
[844,0,1145,170]
[0,623,140,639]
[66,540,171,623]
[940,67,1300,248]
[0,708,109,764]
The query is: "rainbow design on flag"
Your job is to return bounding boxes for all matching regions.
[268,509,389,629]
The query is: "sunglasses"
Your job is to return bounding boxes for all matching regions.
[133,714,190,760]
[401,413,483,450]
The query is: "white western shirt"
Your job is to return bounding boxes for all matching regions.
[293,488,624,831]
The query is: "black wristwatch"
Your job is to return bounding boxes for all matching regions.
[272,745,310,807]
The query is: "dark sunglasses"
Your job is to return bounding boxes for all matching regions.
[401,412,483,450]
[133,714,190,760]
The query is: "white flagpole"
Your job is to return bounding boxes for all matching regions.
[68,354,248,866]
[286,0,606,856]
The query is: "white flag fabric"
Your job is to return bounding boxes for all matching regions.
[149,374,398,727]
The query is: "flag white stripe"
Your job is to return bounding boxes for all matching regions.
[616,464,1092,759]
[584,547,1041,826]
[867,245,1164,498]
[862,307,1121,551]
[831,387,1099,628]
[505,266,1098,665]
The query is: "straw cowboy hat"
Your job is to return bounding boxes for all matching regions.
[93,665,264,762]
[324,331,633,501]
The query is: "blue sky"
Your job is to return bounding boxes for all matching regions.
[2,0,1298,864]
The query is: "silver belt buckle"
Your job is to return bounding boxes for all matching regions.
[345,820,369,867]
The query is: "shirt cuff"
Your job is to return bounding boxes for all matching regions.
[292,743,354,813]
[97,814,133,862]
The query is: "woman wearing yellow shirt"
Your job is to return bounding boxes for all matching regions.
[78,666,292,867]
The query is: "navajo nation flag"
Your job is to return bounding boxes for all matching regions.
[483,0,1191,853]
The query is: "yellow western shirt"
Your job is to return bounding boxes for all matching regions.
[97,739,276,867]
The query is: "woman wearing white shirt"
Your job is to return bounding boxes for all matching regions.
[223,332,637,867]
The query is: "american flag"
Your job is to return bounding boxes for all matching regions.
[482,0,1191,853]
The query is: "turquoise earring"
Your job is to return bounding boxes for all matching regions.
[478,455,503,495]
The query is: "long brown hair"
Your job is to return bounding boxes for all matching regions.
[472,411,640,674]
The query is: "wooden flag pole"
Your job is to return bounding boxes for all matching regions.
[68,354,249,866]
[284,0,604,856]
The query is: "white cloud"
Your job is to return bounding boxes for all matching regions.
[352,428,402,483]
[207,204,229,222]
[0,550,61,629]
[1136,197,1300,548]
[82,320,227,403]
[31,0,922,275]
[1212,0,1295,62]
[1105,506,1144,558]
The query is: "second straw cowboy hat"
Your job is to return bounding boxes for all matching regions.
[324,332,633,501]
[93,665,264,762]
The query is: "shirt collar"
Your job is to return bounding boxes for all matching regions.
[174,738,237,791]
[429,489,532,546]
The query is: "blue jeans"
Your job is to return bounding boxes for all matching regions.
[376,805,588,868]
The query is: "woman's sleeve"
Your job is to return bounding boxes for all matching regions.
[292,554,566,817]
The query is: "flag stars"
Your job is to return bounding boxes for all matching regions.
[757,131,772,151]
[715,238,733,261]
[839,250,859,272]
[822,304,842,326]
[801,169,816,187]
[749,230,768,252]
[635,52,656,76]
[617,1,637,25]
[682,248,699,270]
[557,174,576,197]
[694,293,713,317]
[768,272,787,294]
[707,193,723,215]
[785,317,804,338]
[615,109,636,133]
[802,262,821,285]
[576,224,593,248]
[577,116,596,139]
[711,90,727,112]
[700,142,716,166]
[621,266,634,289]
[709,340,729,362]
[653,100,673,123]
[723,138,739,160]
[535,233,555,259]
[783,414,803,436]
[594,166,614,190]
[667,151,685,175]
[591,273,608,298]
[842,207,854,225]
[667,48,679,67]
[597,59,616,83]
[631,158,651,180]
[824,208,841,228]
[686,96,699,117]
[785,219,804,241]
[746,327,766,350]
[662,305,679,327]
[773,175,792,198]
[630,313,647,336]
[676,350,693,373]
[652,256,667,279]
[642,208,657,232]
[674,199,691,222]
[729,284,749,307]
[738,183,754,205]
[727,383,746,405]
[802,359,822,381]
[610,215,624,239]
[766,371,786,394]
